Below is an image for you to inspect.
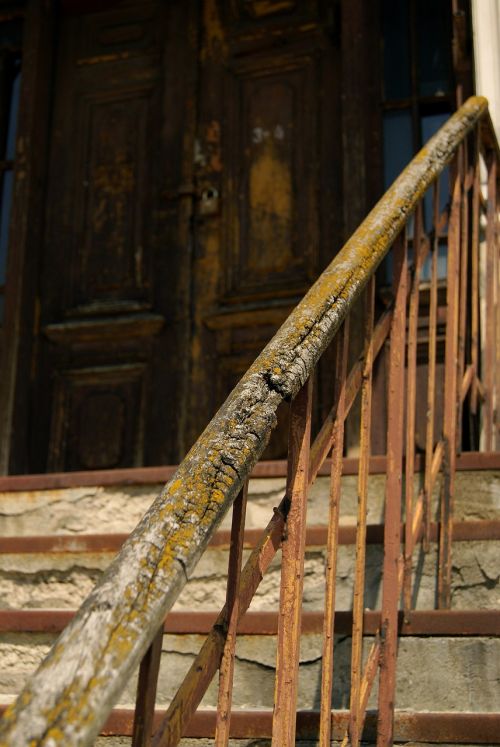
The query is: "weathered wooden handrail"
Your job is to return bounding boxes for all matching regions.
[0,95,494,746]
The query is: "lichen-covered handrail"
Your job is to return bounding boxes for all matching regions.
[0,96,491,746]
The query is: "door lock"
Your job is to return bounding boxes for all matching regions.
[199,186,220,216]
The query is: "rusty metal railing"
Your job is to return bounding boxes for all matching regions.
[0,96,498,747]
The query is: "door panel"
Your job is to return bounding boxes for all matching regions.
[24,0,340,471]
[187,0,340,455]
[29,0,197,472]
[223,46,319,301]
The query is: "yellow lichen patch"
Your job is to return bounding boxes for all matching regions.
[169,478,183,494]
[45,727,65,741]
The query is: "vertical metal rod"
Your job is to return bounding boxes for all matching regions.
[403,202,423,611]
[132,625,165,747]
[340,638,382,747]
[457,144,470,449]
[377,233,408,747]
[271,377,313,747]
[152,505,285,747]
[484,153,498,450]
[215,481,248,746]
[438,156,462,609]
[424,183,440,551]
[349,277,375,747]
[319,319,350,747]
[496,186,500,451]
[470,129,480,417]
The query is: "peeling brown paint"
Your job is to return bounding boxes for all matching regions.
[205,120,222,172]
[249,139,292,271]
[201,0,227,61]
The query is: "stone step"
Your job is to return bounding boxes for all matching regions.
[1,525,499,611]
[1,610,499,712]
[1,458,499,743]
[1,461,499,538]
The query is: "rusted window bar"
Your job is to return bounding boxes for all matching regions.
[377,233,408,746]
[271,378,313,746]
[318,319,349,747]
[214,481,248,746]
[348,278,375,747]
[0,98,495,747]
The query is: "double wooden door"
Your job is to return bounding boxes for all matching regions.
[8,0,340,473]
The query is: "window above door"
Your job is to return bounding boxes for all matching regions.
[0,16,22,323]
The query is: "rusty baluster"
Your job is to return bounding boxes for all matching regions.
[154,341,393,747]
[271,377,313,747]
[319,319,350,747]
[484,151,498,450]
[470,129,481,421]
[496,182,500,450]
[152,500,286,747]
[438,155,462,609]
[377,232,408,747]
[349,277,375,747]
[215,481,249,746]
[310,307,394,483]
[403,202,423,611]
[457,142,470,448]
[132,625,165,747]
[424,182,441,551]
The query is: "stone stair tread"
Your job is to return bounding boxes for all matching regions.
[1,463,499,741]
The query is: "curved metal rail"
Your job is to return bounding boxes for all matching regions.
[0,96,497,746]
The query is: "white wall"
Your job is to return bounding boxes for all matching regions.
[472,0,500,141]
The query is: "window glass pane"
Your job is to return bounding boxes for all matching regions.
[383,109,413,189]
[421,111,450,233]
[380,109,413,283]
[5,60,21,160]
[0,18,23,324]
[421,241,448,282]
[0,170,14,288]
[382,0,411,100]
[0,20,23,50]
[417,0,453,97]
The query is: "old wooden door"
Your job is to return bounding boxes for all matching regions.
[184,0,341,457]
[26,0,198,472]
[12,0,339,473]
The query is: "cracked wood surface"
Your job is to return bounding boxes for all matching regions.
[0,96,489,746]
